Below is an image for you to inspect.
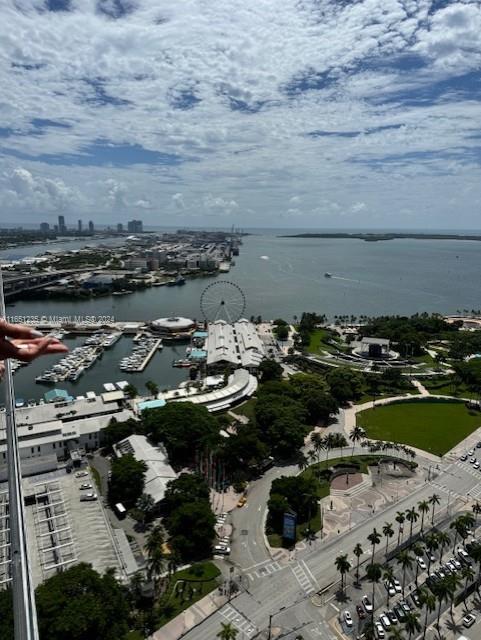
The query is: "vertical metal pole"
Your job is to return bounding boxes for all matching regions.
[0,269,39,640]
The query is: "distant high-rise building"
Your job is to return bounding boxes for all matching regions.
[127,219,143,233]
[88,220,94,233]
[117,223,123,232]
[58,215,66,233]
[78,219,82,232]
[40,222,50,233]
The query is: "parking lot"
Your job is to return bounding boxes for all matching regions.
[25,468,122,586]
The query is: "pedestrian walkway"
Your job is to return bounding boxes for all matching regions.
[291,561,316,595]
[411,379,430,396]
[246,560,283,582]
[219,603,257,638]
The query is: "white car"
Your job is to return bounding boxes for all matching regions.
[80,493,97,502]
[474,461,480,469]
[417,556,427,570]
[385,581,395,597]
[75,471,89,478]
[451,557,462,570]
[375,622,385,639]
[343,611,353,628]
[362,595,373,613]
[392,578,402,593]
[463,613,476,628]
[380,614,391,630]
[213,545,230,555]
[79,483,93,490]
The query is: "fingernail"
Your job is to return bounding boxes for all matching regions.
[30,330,43,337]
[17,344,30,350]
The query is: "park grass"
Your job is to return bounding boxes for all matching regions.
[422,378,478,400]
[356,400,481,456]
[155,562,221,627]
[306,328,340,354]
[233,398,257,421]
[89,465,102,494]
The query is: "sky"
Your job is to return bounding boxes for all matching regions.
[1,0,481,230]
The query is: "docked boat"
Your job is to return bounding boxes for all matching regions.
[172,359,193,368]
[324,272,332,278]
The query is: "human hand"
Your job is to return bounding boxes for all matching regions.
[0,320,69,363]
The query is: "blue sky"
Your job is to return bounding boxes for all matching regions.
[1,0,481,229]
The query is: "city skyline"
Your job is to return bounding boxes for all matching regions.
[1,1,481,229]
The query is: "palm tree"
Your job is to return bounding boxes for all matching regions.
[405,507,419,541]
[397,550,413,596]
[412,542,424,586]
[145,380,159,397]
[429,493,441,526]
[383,565,394,607]
[145,525,164,558]
[366,563,382,623]
[404,611,421,639]
[310,431,325,467]
[297,452,309,472]
[418,500,430,534]
[461,565,475,608]
[367,528,381,564]
[395,511,405,546]
[418,587,436,640]
[425,531,439,573]
[472,501,481,526]
[382,522,394,554]
[349,426,365,457]
[435,577,450,631]
[353,543,363,585]
[450,515,466,552]
[335,554,351,595]
[437,530,450,563]
[217,622,239,640]
[446,572,462,618]
[147,547,164,596]
[387,628,403,640]
[468,540,481,589]
[136,493,156,527]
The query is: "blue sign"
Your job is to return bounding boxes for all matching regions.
[283,511,297,540]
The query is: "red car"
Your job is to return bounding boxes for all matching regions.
[356,604,367,620]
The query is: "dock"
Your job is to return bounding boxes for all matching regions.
[133,339,162,372]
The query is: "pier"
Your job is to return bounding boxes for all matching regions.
[133,339,162,372]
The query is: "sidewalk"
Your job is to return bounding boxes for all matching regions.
[150,590,228,640]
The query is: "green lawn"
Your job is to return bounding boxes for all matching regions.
[233,398,257,421]
[357,400,481,456]
[307,329,341,354]
[156,562,220,627]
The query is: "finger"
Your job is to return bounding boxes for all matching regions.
[6,337,66,363]
[11,337,64,347]
[0,319,43,340]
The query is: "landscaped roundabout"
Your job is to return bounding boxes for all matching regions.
[356,399,481,457]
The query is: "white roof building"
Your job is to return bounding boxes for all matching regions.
[114,435,177,505]
[205,319,265,370]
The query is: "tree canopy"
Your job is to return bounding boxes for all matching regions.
[109,453,147,509]
[143,403,221,468]
[0,563,132,640]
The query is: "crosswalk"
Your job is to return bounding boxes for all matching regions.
[246,560,283,582]
[291,561,316,595]
[219,604,257,638]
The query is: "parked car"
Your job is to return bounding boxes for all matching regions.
[400,601,411,614]
[476,442,481,449]
[417,556,427,570]
[393,605,406,622]
[356,604,366,620]
[375,622,385,639]
[450,557,461,570]
[460,454,468,461]
[469,449,475,456]
[411,591,421,608]
[79,483,93,490]
[379,614,391,630]
[75,471,89,478]
[392,578,402,593]
[343,611,353,628]
[362,595,373,613]
[80,493,97,502]
[384,581,395,597]
[458,547,471,565]
[387,610,398,625]
[463,613,476,628]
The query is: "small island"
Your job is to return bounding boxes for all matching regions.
[278,232,481,242]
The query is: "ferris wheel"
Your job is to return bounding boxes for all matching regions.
[200,281,246,323]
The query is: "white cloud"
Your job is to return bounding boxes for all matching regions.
[0,0,481,228]
[351,202,366,213]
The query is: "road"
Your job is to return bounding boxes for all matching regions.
[183,445,481,640]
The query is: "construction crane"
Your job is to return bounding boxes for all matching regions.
[0,267,39,640]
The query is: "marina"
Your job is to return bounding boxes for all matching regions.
[119,338,163,373]
[35,344,103,384]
